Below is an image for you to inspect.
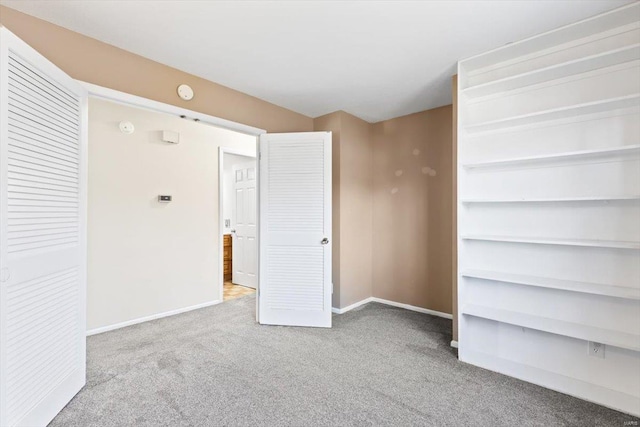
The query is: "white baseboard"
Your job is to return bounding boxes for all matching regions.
[371,297,453,319]
[332,297,374,314]
[332,296,453,320]
[450,340,459,348]
[86,300,222,336]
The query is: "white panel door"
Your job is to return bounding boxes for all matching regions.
[259,132,332,328]
[0,27,87,427]
[232,160,257,288]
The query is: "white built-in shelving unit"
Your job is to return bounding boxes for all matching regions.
[457,2,640,416]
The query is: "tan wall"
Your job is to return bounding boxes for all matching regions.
[314,111,373,309]
[451,76,459,341]
[372,106,453,314]
[313,112,342,308]
[336,113,373,308]
[0,5,313,133]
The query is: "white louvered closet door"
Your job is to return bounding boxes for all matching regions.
[259,132,332,328]
[0,27,87,427]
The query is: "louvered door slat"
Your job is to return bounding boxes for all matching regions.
[1,27,87,427]
[9,143,79,170]
[8,58,79,112]
[9,101,78,137]
[9,112,78,147]
[9,120,79,154]
[7,85,78,128]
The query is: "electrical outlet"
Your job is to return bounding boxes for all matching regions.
[588,341,605,359]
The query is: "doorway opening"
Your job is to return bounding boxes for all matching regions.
[220,150,258,302]
[85,92,260,335]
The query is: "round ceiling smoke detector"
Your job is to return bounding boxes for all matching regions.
[177,84,194,101]
[119,121,135,134]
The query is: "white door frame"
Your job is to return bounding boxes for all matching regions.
[218,147,256,301]
[78,82,265,319]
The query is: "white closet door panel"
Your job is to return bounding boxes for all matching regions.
[259,132,331,328]
[0,27,87,427]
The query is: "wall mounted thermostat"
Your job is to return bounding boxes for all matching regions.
[158,195,172,203]
[177,84,194,101]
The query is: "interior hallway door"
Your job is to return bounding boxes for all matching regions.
[232,160,257,288]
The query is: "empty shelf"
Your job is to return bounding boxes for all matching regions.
[461,195,640,203]
[462,304,640,352]
[465,94,640,133]
[461,235,640,250]
[463,44,640,98]
[463,144,640,169]
[462,269,640,300]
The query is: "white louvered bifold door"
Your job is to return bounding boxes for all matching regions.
[0,27,87,427]
[259,132,332,328]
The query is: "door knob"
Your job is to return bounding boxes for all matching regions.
[321,238,329,245]
[230,229,236,233]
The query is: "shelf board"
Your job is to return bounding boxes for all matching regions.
[462,304,640,352]
[463,44,640,98]
[463,144,640,169]
[462,269,640,300]
[461,235,640,250]
[461,195,640,203]
[465,94,640,134]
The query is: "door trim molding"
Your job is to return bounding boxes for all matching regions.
[86,299,222,336]
[78,81,264,327]
[78,81,267,136]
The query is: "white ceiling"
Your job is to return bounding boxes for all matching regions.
[1,0,633,122]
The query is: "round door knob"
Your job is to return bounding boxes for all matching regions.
[321,238,329,245]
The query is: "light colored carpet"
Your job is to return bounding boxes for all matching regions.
[50,295,636,426]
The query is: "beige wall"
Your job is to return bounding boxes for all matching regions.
[0,5,313,133]
[315,107,454,315]
[314,111,373,309]
[313,113,342,307]
[338,113,373,307]
[87,98,255,330]
[372,106,453,314]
